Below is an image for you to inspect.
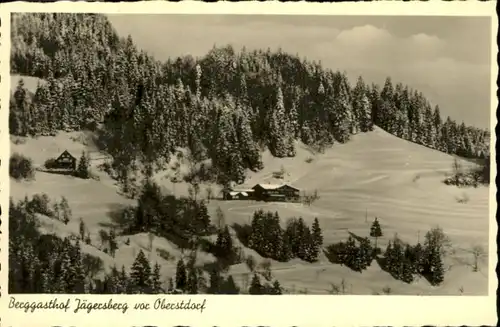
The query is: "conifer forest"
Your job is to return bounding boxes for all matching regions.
[9,13,491,295]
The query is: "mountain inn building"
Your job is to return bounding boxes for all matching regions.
[223,183,300,202]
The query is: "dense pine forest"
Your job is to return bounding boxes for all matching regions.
[10,13,490,187]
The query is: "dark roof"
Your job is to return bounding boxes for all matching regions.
[56,150,76,161]
[252,183,300,191]
[252,183,283,190]
[277,184,300,191]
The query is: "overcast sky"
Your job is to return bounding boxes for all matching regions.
[107,14,492,129]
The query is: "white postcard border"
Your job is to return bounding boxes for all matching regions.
[0,1,497,326]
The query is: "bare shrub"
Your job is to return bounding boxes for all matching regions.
[184,162,214,184]
[85,232,92,245]
[241,273,250,291]
[382,286,392,294]
[232,246,245,264]
[302,189,320,206]
[272,165,286,179]
[470,245,486,272]
[340,278,347,294]
[70,133,89,146]
[98,229,109,249]
[329,282,341,295]
[11,136,26,145]
[82,254,104,279]
[444,157,484,188]
[246,255,256,272]
[206,185,214,202]
[259,259,273,281]
[425,226,454,258]
[44,157,57,169]
[27,193,52,217]
[10,153,35,180]
[148,233,155,251]
[156,248,175,262]
[456,192,470,204]
[215,206,225,230]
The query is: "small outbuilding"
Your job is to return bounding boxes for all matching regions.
[222,189,255,200]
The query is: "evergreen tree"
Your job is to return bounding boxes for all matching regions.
[310,217,323,261]
[208,268,222,294]
[167,277,175,293]
[186,266,199,294]
[271,280,283,295]
[221,275,239,294]
[175,259,187,291]
[427,248,445,286]
[413,242,425,274]
[76,151,90,179]
[109,229,118,258]
[248,274,263,295]
[297,218,313,262]
[384,241,394,271]
[39,269,51,293]
[352,76,373,132]
[53,201,60,221]
[423,104,435,148]
[215,225,233,260]
[134,178,163,234]
[358,237,373,269]
[13,79,29,136]
[280,230,293,262]
[401,259,415,284]
[79,218,86,241]
[370,217,383,250]
[130,250,152,293]
[289,102,299,138]
[193,201,211,235]
[248,210,265,253]
[234,107,263,171]
[268,86,292,157]
[403,244,416,275]
[268,212,283,260]
[71,240,87,293]
[390,237,405,279]
[60,196,71,225]
[433,105,443,150]
[118,266,129,293]
[332,76,353,143]
[350,246,364,272]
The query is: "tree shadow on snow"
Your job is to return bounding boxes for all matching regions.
[374,255,389,273]
[37,168,76,177]
[100,203,136,231]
